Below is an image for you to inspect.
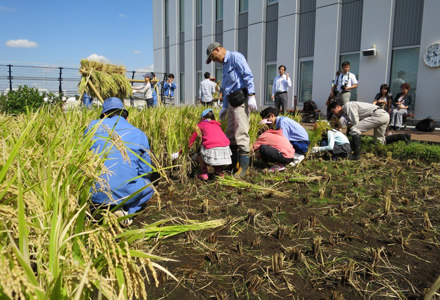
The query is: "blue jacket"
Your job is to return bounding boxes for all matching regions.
[85,117,154,215]
[152,82,160,106]
[275,116,309,143]
[163,81,177,97]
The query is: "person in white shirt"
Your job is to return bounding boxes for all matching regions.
[271,65,292,114]
[336,61,358,105]
[133,72,153,108]
[199,72,216,107]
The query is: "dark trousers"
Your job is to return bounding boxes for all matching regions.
[275,92,287,114]
[259,145,293,165]
[202,101,213,107]
[291,140,310,155]
[146,98,154,108]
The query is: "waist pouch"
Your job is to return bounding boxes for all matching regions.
[228,88,247,107]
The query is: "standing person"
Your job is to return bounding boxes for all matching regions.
[252,122,295,172]
[205,42,257,177]
[85,97,157,226]
[390,83,414,130]
[199,72,216,107]
[271,65,292,114]
[151,72,161,107]
[329,101,389,160]
[336,61,358,105]
[82,93,93,108]
[133,72,154,108]
[260,107,309,166]
[163,73,176,105]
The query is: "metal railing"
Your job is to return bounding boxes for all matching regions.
[0,64,164,97]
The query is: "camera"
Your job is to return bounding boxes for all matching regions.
[341,84,347,91]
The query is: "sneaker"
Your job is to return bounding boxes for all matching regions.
[197,173,209,180]
[293,154,305,165]
[113,209,133,227]
[267,164,286,173]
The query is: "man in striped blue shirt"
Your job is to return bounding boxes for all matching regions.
[206,42,257,177]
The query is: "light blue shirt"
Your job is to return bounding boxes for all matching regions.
[163,81,177,97]
[318,130,350,152]
[271,74,291,96]
[221,51,255,108]
[275,116,309,142]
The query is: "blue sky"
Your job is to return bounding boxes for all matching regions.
[0,0,154,71]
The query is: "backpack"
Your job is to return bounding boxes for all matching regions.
[416,117,436,132]
[303,100,317,112]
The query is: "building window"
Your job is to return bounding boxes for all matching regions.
[196,71,202,103]
[216,0,223,20]
[339,53,360,101]
[298,60,314,103]
[265,63,277,105]
[165,0,169,37]
[196,0,202,26]
[215,68,223,85]
[180,73,185,104]
[179,0,184,32]
[390,47,419,100]
[239,0,248,13]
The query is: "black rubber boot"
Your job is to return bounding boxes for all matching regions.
[350,134,361,160]
[234,151,250,178]
[385,134,411,145]
[226,145,240,172]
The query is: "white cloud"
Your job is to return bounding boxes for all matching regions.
[136,64,154,73]
[0,6,16,12]
[86,53,109,63]
[132,50,141,54]
[6,39,38,48]
[118,14,127,18]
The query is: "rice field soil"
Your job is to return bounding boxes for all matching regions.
[137,157,440,299]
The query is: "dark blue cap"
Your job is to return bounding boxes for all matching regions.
[100,97,126,118]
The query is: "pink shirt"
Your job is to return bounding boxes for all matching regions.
[188,119,230,149]
[253,129,295,158]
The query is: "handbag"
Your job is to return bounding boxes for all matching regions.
[228,88,247,107]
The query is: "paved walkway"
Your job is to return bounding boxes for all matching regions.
[303,124,440,144]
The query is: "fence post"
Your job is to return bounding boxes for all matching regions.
[131,71,135,85]
[8,64,12,92]
[58,67,63,95]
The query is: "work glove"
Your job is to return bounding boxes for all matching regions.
[171,152,179,160]
[219,107,227,121]
[248,95,257,112]
[311,146,320,154]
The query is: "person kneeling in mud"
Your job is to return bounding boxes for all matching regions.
[86,97,159,227]
[310,120,351,160]
[252,120,295,172]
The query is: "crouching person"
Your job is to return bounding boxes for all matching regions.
[252,121,295,172]
[86,97,157,226]
[311,120,351,160]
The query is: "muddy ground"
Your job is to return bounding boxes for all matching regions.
[136,157,440,300]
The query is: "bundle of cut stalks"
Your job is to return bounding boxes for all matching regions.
[78,59,133,102]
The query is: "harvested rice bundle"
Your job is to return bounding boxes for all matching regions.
[78,59,133,102]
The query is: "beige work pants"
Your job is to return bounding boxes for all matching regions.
[226,102,250,152]
[350,108,390,144]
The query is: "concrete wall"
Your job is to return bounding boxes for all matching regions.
[358,0,394,104]
[277,0,299,109]
[312,0,341,111]
[184,0,196,104]
[202,0,215,76]
[168,0,180,104]
[153,0,164,76]
[415,0,440,120]
[247,0,265,107]
[222,0,238,50]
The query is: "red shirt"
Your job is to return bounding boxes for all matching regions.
[253,129,295,158]
[189,119,230,149]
